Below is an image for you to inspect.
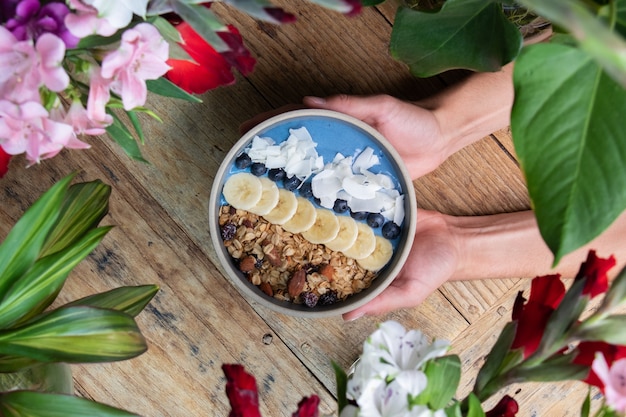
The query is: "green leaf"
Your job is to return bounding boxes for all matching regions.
[576,315,626,345]
[65,285,159,317]
[151,15,183,43]
[332,361,348,413]
[414,355,461,409]
[146,78,202,103]
[581,389,591,417]
[465,393,486,417]
[515,353,588,382]
[445,402,463,417]
[473,321,518,396]
[390,0,523,77]
[41,180,111,257]
[170,2,229,51]
[126,111,145,145]
[0,391,141,417]
[0,174,75,299]
[106,113,149,163]
[0,227,112,329]
[517,0,626,89]
[0,306,147,363]
[511,42,626,263]
[0,355,41,373]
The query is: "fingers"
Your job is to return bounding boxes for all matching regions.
[303,94,392,124]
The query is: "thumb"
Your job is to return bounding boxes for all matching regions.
[303,95,385,123]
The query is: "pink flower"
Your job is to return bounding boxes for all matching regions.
[0,100,84,165]
[63,100,110,136]
[100,23,170,110]
[64,0,124,37]
[86,65,112,125]
[0,26,68,102]
[592,353,626,413]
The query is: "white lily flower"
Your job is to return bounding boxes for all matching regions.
[84,0,149,29]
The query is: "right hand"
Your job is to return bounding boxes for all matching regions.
[303,94,449,179]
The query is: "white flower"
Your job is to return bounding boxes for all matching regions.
[84,0,149,29]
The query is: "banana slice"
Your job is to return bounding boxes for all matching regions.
[249,177,279,216]
[302,208,340,244]
[357,235,393,271]
[325,215,358,252]
[342,222,376,260]
[283,197,317,234]
[222,172,263,210]
[263,189,298,225]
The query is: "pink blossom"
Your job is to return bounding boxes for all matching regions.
[86,65,112,125]
[63,100,111,136]
[0,100,84,165]
[101,23,169,110]
[0,27,68,102]
[65,0,118,37]
[592,353,626,413]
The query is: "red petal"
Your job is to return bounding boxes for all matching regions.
[218,25,256,75]
[263,7,297,23]
[222,364,262,417]
[0,147,11,178]
[528,274,566,309]
[343,0,363,17]
[575,341,626,388]
[166,58,234,94]
[576,250,615,298]
[485,395,519,417]
[292,395,320,417]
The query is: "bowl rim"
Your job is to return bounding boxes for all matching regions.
[209,108,417,317]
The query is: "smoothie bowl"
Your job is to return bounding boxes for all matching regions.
[209,109,417,317]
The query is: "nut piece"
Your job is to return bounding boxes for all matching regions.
[239,255,257,273]
[288,269,306,298]
[319,264,335,280]
[259,282,273,297]
[265,246,282,267]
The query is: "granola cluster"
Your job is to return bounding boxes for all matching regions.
[218,205,378,307]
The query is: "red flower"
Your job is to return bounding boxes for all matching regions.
[574,341,626,389]
[0,147,11,178]
[511,274,566,357]
[292,395,319,417]
[485,395,519,417]
[342,0,362,16]
[575,250,615,298]
[222,364,262,417]
[165,22,256,94]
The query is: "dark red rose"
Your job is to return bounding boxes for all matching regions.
[0,147,11,178]
[222,364,262,417]
[511,274,566,357]
[485,395,519,417]
[292,395,320,417]
[575,250,616,298]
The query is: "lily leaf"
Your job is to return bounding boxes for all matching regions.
[146,78,202,103]
[414,355,461,409]
[0,391,141,417]
[0,227,112,329]
[106,113,149,163]
[41,180,111,258]
[0,306,147,363]
[390,0,522,77]
[511,42,626,264]
[65,285,159,317]
[0,174,75,299]
[473,321,518,396]
[332,361,348,413]
[170,1,229,52]
[576,315,626,345]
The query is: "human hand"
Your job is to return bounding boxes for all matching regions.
[303,95,449,179]
[342,209,461,321]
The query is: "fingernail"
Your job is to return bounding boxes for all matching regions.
[304,96,326,106]
[343,311,366,322]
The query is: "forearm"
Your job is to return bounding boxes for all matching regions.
[417,63,514,160]
[447,209,626,281]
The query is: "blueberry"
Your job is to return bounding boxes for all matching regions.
[333,199,349,213]
[234,153,252,169]
[302,292,319,308]
[382,221,401,239]
[367,213,385,228]
[220,222,237,241]
[267,168,286,182]
[250,162,267,176]
[283,175,302,191]
[350,210,369,221]
[318,291,339,306]
[299,182,313,198]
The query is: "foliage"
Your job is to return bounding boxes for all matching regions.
[0,173,158,416]
[388,0,626,265]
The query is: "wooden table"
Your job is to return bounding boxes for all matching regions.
[0,1,597,416]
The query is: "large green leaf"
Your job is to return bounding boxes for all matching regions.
[511,42,626,263]
[0,175,75,299]
[0,307,146,363]
[65,285,159,317]
[0,227,112,329]
[170,1,229,52]
[0,391,140,417]
[106,114,149,163]
[41,180,111,258]
[145,78,202,103]
[390,0,523,77]
[413,355,461,409]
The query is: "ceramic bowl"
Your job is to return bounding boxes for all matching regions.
[209,109,416,317]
